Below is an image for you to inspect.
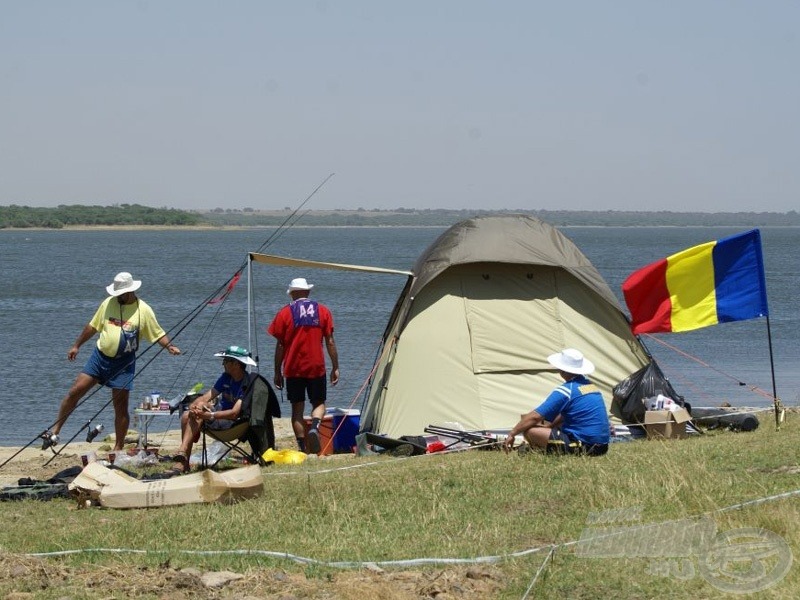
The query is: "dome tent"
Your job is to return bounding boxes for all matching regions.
[360,215,652,438]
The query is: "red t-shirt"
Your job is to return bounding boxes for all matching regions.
[268,300,334,378]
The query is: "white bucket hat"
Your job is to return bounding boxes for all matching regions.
[547,348,595,375]
[106,272,142,297]
[287,277,314,294]
[214,345,258,367]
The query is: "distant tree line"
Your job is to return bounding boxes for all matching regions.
[1,204,798,229]
[199,207,800,228]
[0,204,203,229]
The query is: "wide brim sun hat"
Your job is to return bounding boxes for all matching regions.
[214,346,258,367]
[106,272,142,296]
[547,348,595,375]
[286,277,314,294]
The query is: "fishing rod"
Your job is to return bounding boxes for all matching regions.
[199,174,333,356]
[40,336,201,467]
[124,175,334,397]
[3,175,336,471]
[253,173,334,255]
[246,208,314,365]
[0,343,144,470]
[244,173,334,362]
[1,376,115,470]
[1,291,218,471]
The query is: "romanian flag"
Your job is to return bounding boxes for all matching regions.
[622,229,769,334]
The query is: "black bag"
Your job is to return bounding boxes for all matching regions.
[611,361,686,424]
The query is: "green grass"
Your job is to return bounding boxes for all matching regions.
[2,419,799,598]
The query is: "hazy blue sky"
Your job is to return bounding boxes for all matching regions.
[2,2,798,212]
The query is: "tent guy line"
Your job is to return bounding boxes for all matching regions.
[23,483,800,567]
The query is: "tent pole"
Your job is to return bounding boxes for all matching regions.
[765,314,783,431]
[247,256,253,361]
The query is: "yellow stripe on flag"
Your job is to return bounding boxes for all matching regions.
[665,241,719,332]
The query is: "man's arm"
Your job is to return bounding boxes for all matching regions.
[156,335,181,355]
[325,332,339,385]
[67,324,98,361]
[509,410,545,438]
[205,398,242,423]
[273,341,285,389]
[190,388,219,410]
[504,409,545,451]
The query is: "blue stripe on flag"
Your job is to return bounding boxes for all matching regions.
[712,229,769,323]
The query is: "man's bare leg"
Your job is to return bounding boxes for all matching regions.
[51,372,98,438]
[111,388,130,451]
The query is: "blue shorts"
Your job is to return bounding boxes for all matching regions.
[82,347,136,391]
[286,376,326,406]
[546,429,608,457]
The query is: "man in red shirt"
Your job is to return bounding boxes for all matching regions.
[268,277,339,454]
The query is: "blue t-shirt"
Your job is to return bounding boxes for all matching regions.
[535,376,610,445]
[212,372,246,411]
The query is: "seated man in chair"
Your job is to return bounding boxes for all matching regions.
[172,346,257,472]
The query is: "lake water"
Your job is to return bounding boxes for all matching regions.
[1,225,797,447]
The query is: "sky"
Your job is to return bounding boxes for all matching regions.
[1,2,799,213]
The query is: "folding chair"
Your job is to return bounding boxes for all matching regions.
[201,419,255,469]
[200,372,281,470]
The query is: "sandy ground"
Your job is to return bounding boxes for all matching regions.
[0,418,297,486]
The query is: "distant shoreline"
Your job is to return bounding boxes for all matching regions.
[4,204,800,229]
[3,223,800,232]
[0,224,450,232]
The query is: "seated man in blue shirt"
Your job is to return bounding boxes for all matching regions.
[172,346,257,472]
[504,348,610,457]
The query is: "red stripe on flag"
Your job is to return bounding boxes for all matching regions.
[622,258,673,334]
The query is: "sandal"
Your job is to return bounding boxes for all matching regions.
[172,452,190,473]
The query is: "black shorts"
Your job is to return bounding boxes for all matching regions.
[546,429,608,457]
[286,376,326,406]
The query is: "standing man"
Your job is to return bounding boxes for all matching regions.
[268,277,339,454]
[44,272,180,451]
[504,348,610,457]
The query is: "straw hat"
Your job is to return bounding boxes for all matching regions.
[547,348,595,375]
[106,272,142,297]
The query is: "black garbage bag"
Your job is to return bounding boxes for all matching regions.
[611,361,687,424]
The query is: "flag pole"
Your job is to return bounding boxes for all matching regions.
[765,314,783,431]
